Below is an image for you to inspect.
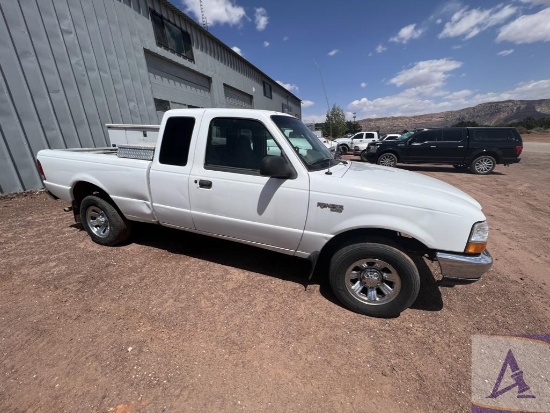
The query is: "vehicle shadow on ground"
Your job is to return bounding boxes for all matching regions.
[397,164,506,175]
[129,223,443,316]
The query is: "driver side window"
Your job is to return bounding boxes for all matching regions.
[205,118,280,173]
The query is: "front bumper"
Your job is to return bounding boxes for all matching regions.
[436,249,492,286]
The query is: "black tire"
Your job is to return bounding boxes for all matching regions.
[469,155,496,175]
[377,152,398,167]
[329,242,420,317]
[80,195,131,246]
[338,145,349,155]
[360,150,369,162]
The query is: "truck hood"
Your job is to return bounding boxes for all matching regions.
[343,162,481,209]
[311,161,481,211]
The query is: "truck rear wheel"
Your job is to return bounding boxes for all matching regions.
[469,155,496,175]
[329,242,420,317]
[80,195,131,246]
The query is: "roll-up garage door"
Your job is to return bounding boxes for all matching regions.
[223,84,253,109]
[145,51,212,109]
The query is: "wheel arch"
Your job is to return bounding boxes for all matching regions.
[469,149,501,164]
[71,181,123,223]
[310,227,432,279]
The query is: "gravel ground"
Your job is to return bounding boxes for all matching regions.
[1,142,549,413]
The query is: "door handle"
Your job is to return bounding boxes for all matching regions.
[458,146,464,148]
[198,179,212,189]
[430,146,437,148]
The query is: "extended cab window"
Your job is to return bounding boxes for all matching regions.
[159,117,195,166]
[205,118,279,173]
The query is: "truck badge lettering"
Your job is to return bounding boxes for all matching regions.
[317,202,344,213]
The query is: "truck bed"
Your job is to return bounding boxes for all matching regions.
[38,148,157,223]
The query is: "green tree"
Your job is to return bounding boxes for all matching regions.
[321,104,347,139]
[346,120,362,134]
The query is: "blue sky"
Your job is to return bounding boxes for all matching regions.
[176,0,550,123]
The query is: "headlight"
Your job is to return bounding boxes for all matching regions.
[465,221,489,254]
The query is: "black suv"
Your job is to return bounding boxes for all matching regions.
[363,127,523,174]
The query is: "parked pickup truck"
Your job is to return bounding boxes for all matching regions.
[363,127,522,174]
[37,109,492,317]
[334,131,379,154]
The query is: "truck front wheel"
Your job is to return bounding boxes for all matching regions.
[360,150,369,162]
[329,242,420,317]
[338,144,349,155]
[80,195,131,246]
[377,153,398,167]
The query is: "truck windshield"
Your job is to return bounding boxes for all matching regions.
[271,115,336,171]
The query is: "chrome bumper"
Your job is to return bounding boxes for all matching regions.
[436,250,493,286]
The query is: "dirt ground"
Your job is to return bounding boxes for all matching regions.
[1,143,549,413]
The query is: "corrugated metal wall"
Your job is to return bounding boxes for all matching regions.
[0,0,157,193]
[0,0,302,194]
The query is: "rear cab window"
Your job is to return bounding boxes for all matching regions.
[159,117,195,166]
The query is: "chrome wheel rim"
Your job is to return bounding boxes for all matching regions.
[344,259,401,305]
[474,157,494,173]
[378,154,396,167]
[86,206,110,238]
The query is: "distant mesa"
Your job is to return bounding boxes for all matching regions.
[356,99,550,133]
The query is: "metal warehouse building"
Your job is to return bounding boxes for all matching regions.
[0,0,302,194]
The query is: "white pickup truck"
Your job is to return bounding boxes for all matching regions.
[37,109,492,317]
[334,131,380,154]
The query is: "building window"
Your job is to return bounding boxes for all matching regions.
[150,10,194,61]
[154,98,171,112]
[282,103,291,114]
[263,81,272,99]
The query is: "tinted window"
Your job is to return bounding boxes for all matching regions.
[364,133,375,139]
[263,81,272,99]
[205,118,277,172]
[441,129,464,142]
[411,130,441,143]
[473,129,515,141]
[159,117,195,166]
[150,10,194,61]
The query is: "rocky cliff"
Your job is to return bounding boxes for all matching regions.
[357,99,550,133]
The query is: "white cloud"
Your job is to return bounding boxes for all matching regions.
[263,41,270,47]
[328,49,339,56]
[348,79,550,118]
[496,8,550,43]
[375,44,387,53]
[254,7,268,31]
[390,24,424,44]
[283,36,289,41]
[301,100,314,108]
[180,0,246,26]
[389,58,462,89]
[276,80,299,93]
[302,113,328,124]
[231,46,243,56]
[436,18,442,24]
[439,4,517,40]
[360,82,368,88]
[497,49,514,56]
[520,0,550,5]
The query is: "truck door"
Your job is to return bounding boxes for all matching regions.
[404,129,440,162]
[435,129,467,163]
[149,116,197,229]
[189,115,309,253]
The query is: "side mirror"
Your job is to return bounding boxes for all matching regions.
[260,156,295,179]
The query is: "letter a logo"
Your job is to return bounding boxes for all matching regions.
[487,349,536,399]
